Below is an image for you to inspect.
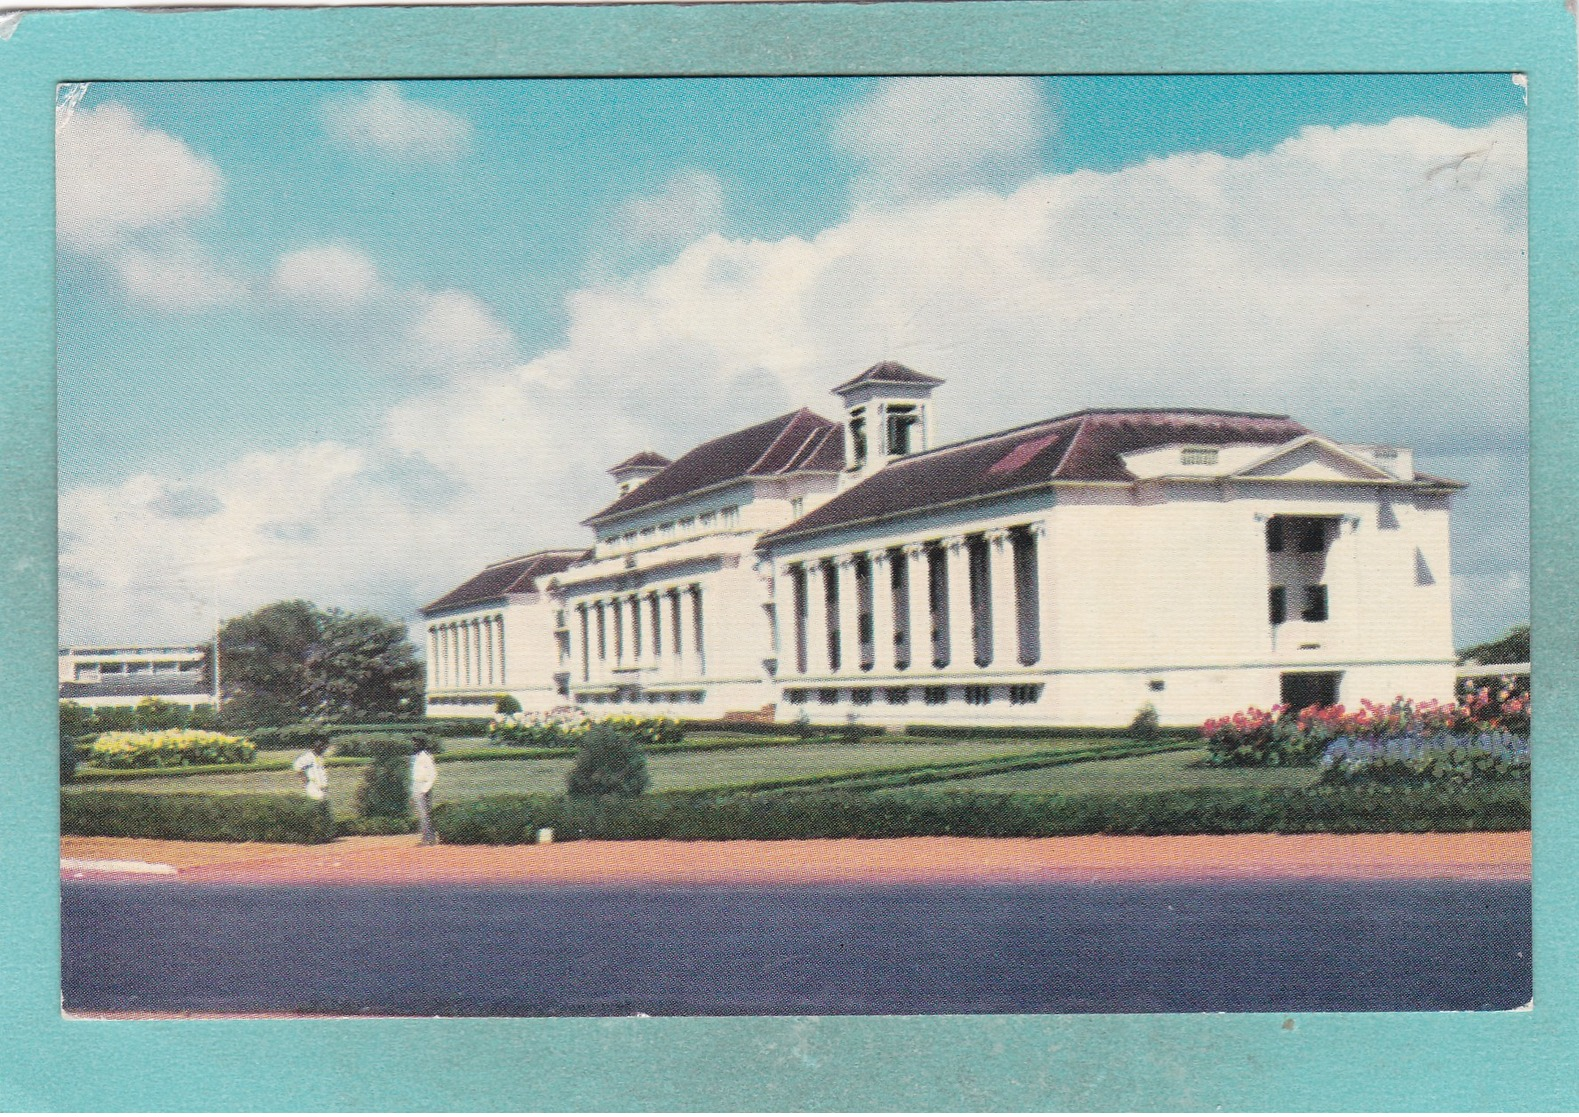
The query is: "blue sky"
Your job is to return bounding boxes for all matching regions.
[56,74,1528,645]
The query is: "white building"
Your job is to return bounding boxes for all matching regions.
[423,362,1461,727]
[58,644,214,709]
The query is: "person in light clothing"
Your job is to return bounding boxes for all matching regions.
[411,743,438,846]
[292,745,328,801]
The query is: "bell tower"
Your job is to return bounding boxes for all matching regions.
[831,361,944,482]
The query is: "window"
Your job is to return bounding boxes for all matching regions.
[1298,519,1327,553]
[1302,584,1329,622]
[641,526,656,542]
[790,496,805,519]
[623,531,637,547]
[1148,679,1166,692]
[818,688,838,705]
[850,687,873,706]
[720,506,740,529]
[1180,446,1219,466]
[924,686,948,705]
[887,404,918,456]
[1281,671,1341,711]
[785,688,807,705]
[699,511,716,529]
[885,687,910,705]
[679,517,695,533]
[1266,518,1284,552]
[1008,684,1041,705]
[660,521,676,539]
[1269,586,1287,626]
[849,407,867,468]
[964,684,992,706]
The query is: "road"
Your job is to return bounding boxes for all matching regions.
[63,877,1530,1015]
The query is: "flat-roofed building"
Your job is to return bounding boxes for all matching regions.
[58,644,214,709]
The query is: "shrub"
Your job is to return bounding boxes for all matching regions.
[567,723,650,798]
[337,815,419,837]
[60,790,335,843]
[491,706,590,747]
[60,701,96,742]
[1320,731,1530,786]
[434,782,1530,844]
[496,694,522,715]
[249,723,334,752]
[1128,703,1161,740]
[60,732,79,785]
[95,706,136,732]
[134,697,187,730]
[330,731,438,757]
[352,737,414,819]
[599,715,683,745]
[82,729,255,770]
[187,704,220,730]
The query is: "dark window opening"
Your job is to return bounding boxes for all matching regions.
[890,548,910,670]
[855,554,874,671]
[885,687,910,705]
[818,688,838,705]
[850,687,873,706]
[1008,684,1041,705]
[887,404,918,457]
[964,684,992,706]
[823,560,841,672]
[785,688,806,704]
[924,685,948,705]
[1281,671,1341,711]
[1266,518,1284,552]
[849,409,867,468]
[1269,586,1287,626]
[968,534,992,667]
[1302,584,1329,623]
[927,545,949,668]
[1012,526,1041,665]
[1298,519,1327,553]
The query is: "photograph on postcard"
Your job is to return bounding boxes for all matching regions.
[56,74,1530,1017]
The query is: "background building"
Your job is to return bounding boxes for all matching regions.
[58,644,214,709]
[424,362,1461,727]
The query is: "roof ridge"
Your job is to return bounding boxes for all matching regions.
[744,408,816,475]
[483,547,587,570]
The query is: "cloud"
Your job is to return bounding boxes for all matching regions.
[60,113,1528,646]
[615,170,725,250]
[271,243,382,306]
[832,77,1052,206]
[321,83,472,163]
[56,101,244,311]
[147,484,224,520]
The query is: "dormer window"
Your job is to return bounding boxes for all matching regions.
[849,407,868,470]
[1373,447,1398,461]
[887,404,918,457]
[1180,446,1219,466]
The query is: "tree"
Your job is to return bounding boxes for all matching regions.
[219,600,425,726]
[1458,624,1530,667]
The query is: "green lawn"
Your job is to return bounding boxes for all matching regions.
[70,736,1127,809]
[924,747,1321,794]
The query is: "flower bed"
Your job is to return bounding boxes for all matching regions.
[81,729,256,770]
[1203,680,1530,768]
[1320,731,1529,786]
[488,706,591,747]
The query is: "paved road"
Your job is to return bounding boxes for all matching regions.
[63,878,1530,1015]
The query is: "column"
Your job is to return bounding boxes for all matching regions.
[667,588,687,678]
[901,544,928,671]
[485,617,496,685]
[473,620,484,686]
[870,550,896,673]
[647,593,663,677]
[426,627,437,689]
[834,556,861,675]
[612,596,625,668]
[442,625,453,687]
[497,613,508,685]
[577,605,591,683]
[988,529,1019,668]
[628,596,643,667]
[945,535,975,669]
[594,602,607,682]
[804,560,831,675]
[690,585,707,676]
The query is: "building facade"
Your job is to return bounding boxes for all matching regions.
[58,644,215,709]
[423,362,1461,727]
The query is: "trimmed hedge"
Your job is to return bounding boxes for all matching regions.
[905,723,1196,742]
[61,790,335,843]
[433,781,1531,844]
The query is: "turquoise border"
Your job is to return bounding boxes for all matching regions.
[3,2,1575,1109]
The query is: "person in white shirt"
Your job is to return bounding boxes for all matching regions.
[411,744,438,846]
[292,745,329,801]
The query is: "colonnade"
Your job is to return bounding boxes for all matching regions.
[572,583,707,685]
[785,524,1042,678]
[427,614,506,690]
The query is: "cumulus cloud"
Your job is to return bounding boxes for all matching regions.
[615,170,725,250]
[321,83,472,163]
[271,243,382,306]
[56,101,245,310]
[60,113,1528,645]
[833,77,1052,206]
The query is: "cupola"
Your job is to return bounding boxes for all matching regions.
[609,450,672,497]
[831,361,944,481]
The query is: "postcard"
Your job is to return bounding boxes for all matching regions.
[5,2,1577,1111]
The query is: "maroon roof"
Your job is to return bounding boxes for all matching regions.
[422,549,589,615]
[832,360,945,396]
[762,408,1310,544]
[586,409,843,524]
[610,450,672,475]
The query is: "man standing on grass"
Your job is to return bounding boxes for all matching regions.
[411,742,438,846]
[293,743,328,801]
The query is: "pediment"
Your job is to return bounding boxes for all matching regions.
[1232,437,1395,482]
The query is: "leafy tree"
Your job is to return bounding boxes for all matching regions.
[1458,624,1531,667]
[496,694,522,715]
[218,600,424,727]
[566,723,650,798]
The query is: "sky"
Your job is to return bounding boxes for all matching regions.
[56,74,1529,649]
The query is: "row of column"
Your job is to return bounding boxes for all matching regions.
[428,614,506,690]
[787,525,1041,678]
[573,584,706,685]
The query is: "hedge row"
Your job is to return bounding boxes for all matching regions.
[61,790,335,844]
[433,782,1531,844]
[903,723,1196,742]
